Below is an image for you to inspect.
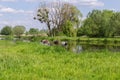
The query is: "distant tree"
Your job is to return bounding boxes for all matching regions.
[78,10,114,37]
[25,31,29,35]
[39,29,47,33]
[100,10,114,37]
[13,25,25,38]
[77,26,86,36]
[1,26,12,35]
[29,28,39,35]
[109,12,120,36]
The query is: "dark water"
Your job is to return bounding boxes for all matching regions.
[66,41,120,53]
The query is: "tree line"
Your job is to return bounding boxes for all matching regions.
[0,25,47,38]
[0,25,25,38]
[1,2,120,38]
[35,1,120,38]
[77,10,120,38]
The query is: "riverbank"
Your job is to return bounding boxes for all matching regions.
[27,36,120,43]
[0,40,120,80]
[1,35,120,43]
[39,37,120,46]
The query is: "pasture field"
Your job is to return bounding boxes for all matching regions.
[0,40,120,80]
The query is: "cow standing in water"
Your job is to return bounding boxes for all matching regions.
[53,40,59,45]
[41,40,50,45]
[61,41,68,46]
[41,40,68,47]
[53,40,68,46]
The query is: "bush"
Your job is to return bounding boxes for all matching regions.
[4,36,14,40]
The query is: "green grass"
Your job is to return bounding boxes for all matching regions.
[0,40,120,80]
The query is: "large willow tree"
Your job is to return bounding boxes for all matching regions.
[34,1,82,36]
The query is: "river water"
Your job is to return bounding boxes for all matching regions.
[65,41,120,53]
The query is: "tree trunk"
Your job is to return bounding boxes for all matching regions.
[47,22,52,36]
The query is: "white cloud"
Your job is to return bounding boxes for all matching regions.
[38,0,104,7]
[62,0,104,7]
[0,5,33,14]
[0,0,104,7]
[0,0,17,2]
[0,20,26,26]
[0,7,16,13]
[25,0,39,2]
[77,0,104,7]
[0,13,3,16]
[0,21,9,25]
[109,8,116,11]
[0,0,40,2]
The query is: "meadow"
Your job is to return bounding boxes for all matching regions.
[0,40,120,80]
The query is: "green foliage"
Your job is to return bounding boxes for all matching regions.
[13,25,25,38]
[0,40,120,80]
[62,21,76,37]
[4,35,14,40]
[29,28,39,35]
[77,10,115,38]
[29,36,40,42]
[1,26,12,35]
[77,26,85,36]
[109,12,120,36]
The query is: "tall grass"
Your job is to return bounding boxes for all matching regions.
[0,40,120,80]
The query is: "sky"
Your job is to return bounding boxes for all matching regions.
[0,0,120,30]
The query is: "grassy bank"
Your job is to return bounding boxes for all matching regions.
[21,36,120,45]
[0,40,120,80]
[1,36,120,45]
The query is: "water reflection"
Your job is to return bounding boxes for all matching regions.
[66,41,120,53]
[73,45,83,53]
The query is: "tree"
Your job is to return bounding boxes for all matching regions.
[29,28,39,35]
[34,1,82,36]
[1,26,12,35]
[34,2,51,36]
[78,10,114,37]
[13,25,25,38]
[100,10,114,37]
[61,3,82,28]
[109,12,120,36]
[62,21,76,37]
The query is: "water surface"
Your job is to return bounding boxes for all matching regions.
[66,41,120,53]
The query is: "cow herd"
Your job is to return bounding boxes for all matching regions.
[41,40,68,47]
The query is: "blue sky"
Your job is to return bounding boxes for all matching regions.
[0,0,120,30]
